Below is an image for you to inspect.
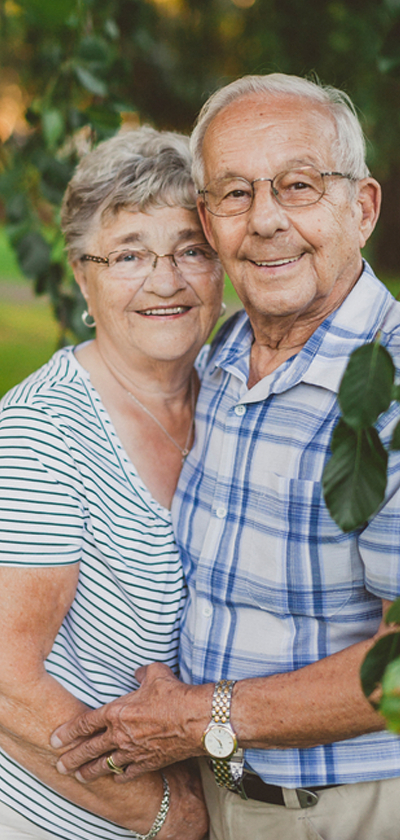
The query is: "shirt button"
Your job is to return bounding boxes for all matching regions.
[216,506,227,519]
[203,605,213,617]
[235,404,246,416]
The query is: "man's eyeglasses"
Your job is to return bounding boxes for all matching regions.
[80,243,217,279]
[197,165,354,217]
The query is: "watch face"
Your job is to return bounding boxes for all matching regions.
[204,725,236,759]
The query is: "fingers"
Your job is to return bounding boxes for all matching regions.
[51,706,107,750]
[55,731,115,775]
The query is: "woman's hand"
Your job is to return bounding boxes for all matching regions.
[158,761,208,840]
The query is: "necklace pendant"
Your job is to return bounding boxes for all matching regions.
[181,448,189,459]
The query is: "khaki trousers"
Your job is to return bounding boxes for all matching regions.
[200,759,400,840]
[0,802,62,840]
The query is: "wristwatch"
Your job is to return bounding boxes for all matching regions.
[202,679,244,790]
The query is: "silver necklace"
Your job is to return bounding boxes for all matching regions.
[125,375,195,463]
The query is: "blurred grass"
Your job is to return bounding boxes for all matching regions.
[0,229,59,398]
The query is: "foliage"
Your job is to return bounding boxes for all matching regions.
[322,342,397,532]
[3,0,400,341]
[322,340,400,732]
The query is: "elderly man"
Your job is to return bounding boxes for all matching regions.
[52,75,400,840]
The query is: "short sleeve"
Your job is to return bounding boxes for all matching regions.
[0,405,84,566]
[359,409,400,600]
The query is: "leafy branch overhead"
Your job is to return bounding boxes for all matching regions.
[322,341,400,532]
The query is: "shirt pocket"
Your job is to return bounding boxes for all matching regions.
[243,471,357,619]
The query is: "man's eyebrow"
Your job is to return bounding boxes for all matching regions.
[211,158,322,180]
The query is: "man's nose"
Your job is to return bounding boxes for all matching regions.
[143,254,187,295]
[247,180,290,237]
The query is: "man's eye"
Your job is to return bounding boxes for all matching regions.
[223,189,249,200]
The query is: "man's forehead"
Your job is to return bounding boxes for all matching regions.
[202,92,337,176]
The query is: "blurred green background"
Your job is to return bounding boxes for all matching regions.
[2,0,400,397]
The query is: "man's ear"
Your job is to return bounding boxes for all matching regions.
[357,177,381,249]
[197,198,217,251]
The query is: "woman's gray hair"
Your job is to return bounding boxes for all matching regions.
[190,73,370,188]
[61,125,195,261]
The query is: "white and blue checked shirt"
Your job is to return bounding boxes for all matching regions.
[172,263,400,787]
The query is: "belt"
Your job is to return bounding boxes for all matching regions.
[229,772,341,808]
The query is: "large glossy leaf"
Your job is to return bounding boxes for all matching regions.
[391,419,400,450]
[360,632,400,698]
[338,342,395,430]
[385,599,400,625]
[322,419,388,531]
[380,657,400,732]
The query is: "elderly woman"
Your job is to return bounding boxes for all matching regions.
[0,126,224,840]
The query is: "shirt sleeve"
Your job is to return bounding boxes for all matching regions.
[359,401,400,600]
[0,404,84,566]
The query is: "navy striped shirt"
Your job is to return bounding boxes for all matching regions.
[0,346,186,839]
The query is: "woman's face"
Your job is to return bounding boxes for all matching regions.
[74,205,224,368]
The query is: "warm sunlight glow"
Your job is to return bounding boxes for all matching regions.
[0,82,29,142]
[146,0,183,16]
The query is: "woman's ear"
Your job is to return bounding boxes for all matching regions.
[72,260,90,304]
[357,177,381,249]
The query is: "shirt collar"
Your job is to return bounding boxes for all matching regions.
[209,262,397,400]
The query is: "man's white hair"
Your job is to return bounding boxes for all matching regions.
[190,73,369,188]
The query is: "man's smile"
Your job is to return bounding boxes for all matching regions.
[249,254,304,268]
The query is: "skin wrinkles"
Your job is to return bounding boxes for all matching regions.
[197,93,381,381]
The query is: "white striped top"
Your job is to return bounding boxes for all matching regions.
[0,346,187,839]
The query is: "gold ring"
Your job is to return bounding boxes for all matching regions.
[106,755,125,775]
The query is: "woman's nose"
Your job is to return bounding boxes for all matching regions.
[142,253,187,294]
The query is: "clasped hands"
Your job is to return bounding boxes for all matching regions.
[50,662,210,783]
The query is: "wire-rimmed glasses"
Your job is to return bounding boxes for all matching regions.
[80,242,217,279]
[197,165,354,217]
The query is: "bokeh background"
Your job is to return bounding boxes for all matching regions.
[2,0,400,396]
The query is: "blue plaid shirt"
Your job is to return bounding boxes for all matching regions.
[172,263,400,787]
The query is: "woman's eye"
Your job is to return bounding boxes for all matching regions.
[115,250,143,263]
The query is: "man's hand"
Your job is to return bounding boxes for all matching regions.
[50,662,212,782]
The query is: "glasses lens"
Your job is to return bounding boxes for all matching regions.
[204,178,252,216]
[275,167,324,206]
[107,249,153,278]
[174,243,216,274]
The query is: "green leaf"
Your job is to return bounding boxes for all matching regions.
[392,384,400,403]
[322,419,388,531]
[360,632,400,697]
[74,66,108,97]
[380,657,400,732]
[15,232,51,279]
[338,343,395,430]
[42,109,65,150]
[77,36,110,64]
[385,599,400,625]
[391,420,400,450]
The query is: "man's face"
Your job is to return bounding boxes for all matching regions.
[198,93,380,331]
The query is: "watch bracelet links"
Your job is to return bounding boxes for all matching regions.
[211,679,242,791]
[130,772,170,840]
